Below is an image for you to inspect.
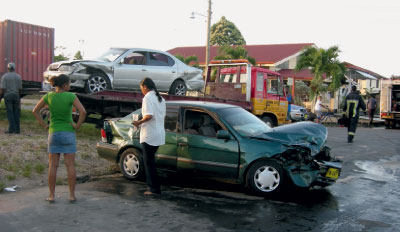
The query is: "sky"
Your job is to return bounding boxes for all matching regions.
[1,0,399,77]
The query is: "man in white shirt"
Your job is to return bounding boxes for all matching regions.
[315,96,327,123]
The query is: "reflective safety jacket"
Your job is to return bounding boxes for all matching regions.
[343,91,366,118]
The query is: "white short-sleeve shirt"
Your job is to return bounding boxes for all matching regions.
[140,91,166,146]
[315,99,322,111]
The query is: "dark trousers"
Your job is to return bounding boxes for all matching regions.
[141,142,161,194]
[369,108,376,126]
[347,116,359,142]
[4,93,21,133]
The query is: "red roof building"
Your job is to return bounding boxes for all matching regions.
[167,43,314,66]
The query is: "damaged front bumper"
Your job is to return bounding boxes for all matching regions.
[43,70,88,91]
[281,146,343,188]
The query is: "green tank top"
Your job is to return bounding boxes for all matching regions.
[43,92,76,133]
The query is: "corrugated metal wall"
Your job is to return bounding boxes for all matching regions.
[0,20,54,84]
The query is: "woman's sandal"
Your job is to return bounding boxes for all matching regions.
[144,191,161,196]
[45,197,55,203]
[68,197,77,203]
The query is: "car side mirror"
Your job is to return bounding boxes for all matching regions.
[216,130,230,140]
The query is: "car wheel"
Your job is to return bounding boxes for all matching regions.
[84,73,110,93]
[119,148,144,180]
[169,80,187,96]
[247,160,286,196]
[261,116,274,127]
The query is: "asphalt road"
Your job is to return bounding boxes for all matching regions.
[0,126,399,232]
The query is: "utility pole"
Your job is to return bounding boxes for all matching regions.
[204,0,212,95]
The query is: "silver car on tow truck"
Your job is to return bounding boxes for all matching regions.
[43,48,204,95]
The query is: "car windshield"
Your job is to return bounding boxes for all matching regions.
[95,48,129,62]
[217,107,272,137]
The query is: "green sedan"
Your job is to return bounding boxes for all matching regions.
[97,101,342,196]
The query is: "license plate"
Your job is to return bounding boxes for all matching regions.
[326,168,339,179]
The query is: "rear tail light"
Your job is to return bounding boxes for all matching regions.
[381,113,387,117]
[101,128,107,142]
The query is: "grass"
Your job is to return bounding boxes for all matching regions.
[56,177,64,185]
[0,101,113,190]
[6,175,16,180]
[0,105,36,122]
[35,163,46,174]
[0,182,5,192]
[22,164,32,177]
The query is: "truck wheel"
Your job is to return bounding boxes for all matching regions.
[261,116,274,127]
[247,160,286,197]
[169,80,187,96]
[84,73,110,93]
[119,148,144,180]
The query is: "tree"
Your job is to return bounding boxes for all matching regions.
[74,51,83,60]
[54,46,69,62]
[174,54,199,67]
[213,45,256,65]
[210,16,246,46]
[295,45,346,101]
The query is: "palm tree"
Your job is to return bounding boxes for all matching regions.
[213,45,256,65]
[295,45,346,101]
[174,54,199,67]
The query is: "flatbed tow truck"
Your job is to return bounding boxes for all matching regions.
[75,59,289,127]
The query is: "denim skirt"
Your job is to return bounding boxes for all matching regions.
[48,131,77,154]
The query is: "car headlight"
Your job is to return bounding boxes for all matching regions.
[58,65,75,73]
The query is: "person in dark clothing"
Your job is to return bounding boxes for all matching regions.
[367,95,377,127]
[343,85,366,143]
[0,62,22,134]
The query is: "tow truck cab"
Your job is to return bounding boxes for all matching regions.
[204,60,288,126]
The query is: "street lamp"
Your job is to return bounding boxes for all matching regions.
[190,0,212,95]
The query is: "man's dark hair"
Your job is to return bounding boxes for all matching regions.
[351,85,357,92]
[140,77,163,102]
[49,74,70,88]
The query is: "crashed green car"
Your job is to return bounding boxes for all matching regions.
[97,101,342,196]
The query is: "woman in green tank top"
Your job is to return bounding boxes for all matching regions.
[33,74,86,203]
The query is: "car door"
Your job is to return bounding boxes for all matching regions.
[112,51,148,91]
[146,52,178,92]
[176,108,240,178]
[155,105,179,170]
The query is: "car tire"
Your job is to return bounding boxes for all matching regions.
[119,148,144,180]
[169,80,187,96]
[261,116,274,127]
[247,160,286,197]
[84,73,111,93]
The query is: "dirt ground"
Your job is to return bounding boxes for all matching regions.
[0,98,117,192]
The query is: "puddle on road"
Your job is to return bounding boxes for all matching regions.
[354,159,400,182]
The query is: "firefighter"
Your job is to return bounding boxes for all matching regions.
[343,85,366,143]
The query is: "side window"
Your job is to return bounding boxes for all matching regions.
[122,52,145,65]
[256,72,263,92]
[183,109,222,137]
[165,108,179,132]
[267,75,283,95]
[148,52,174,66]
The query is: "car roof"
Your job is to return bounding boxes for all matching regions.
[166,100,240,111]
[110,47,171,54]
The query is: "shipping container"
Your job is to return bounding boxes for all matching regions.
[0,19,54,88]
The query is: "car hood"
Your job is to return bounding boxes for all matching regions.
[256,122,327,155]
[51,60,107,68]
